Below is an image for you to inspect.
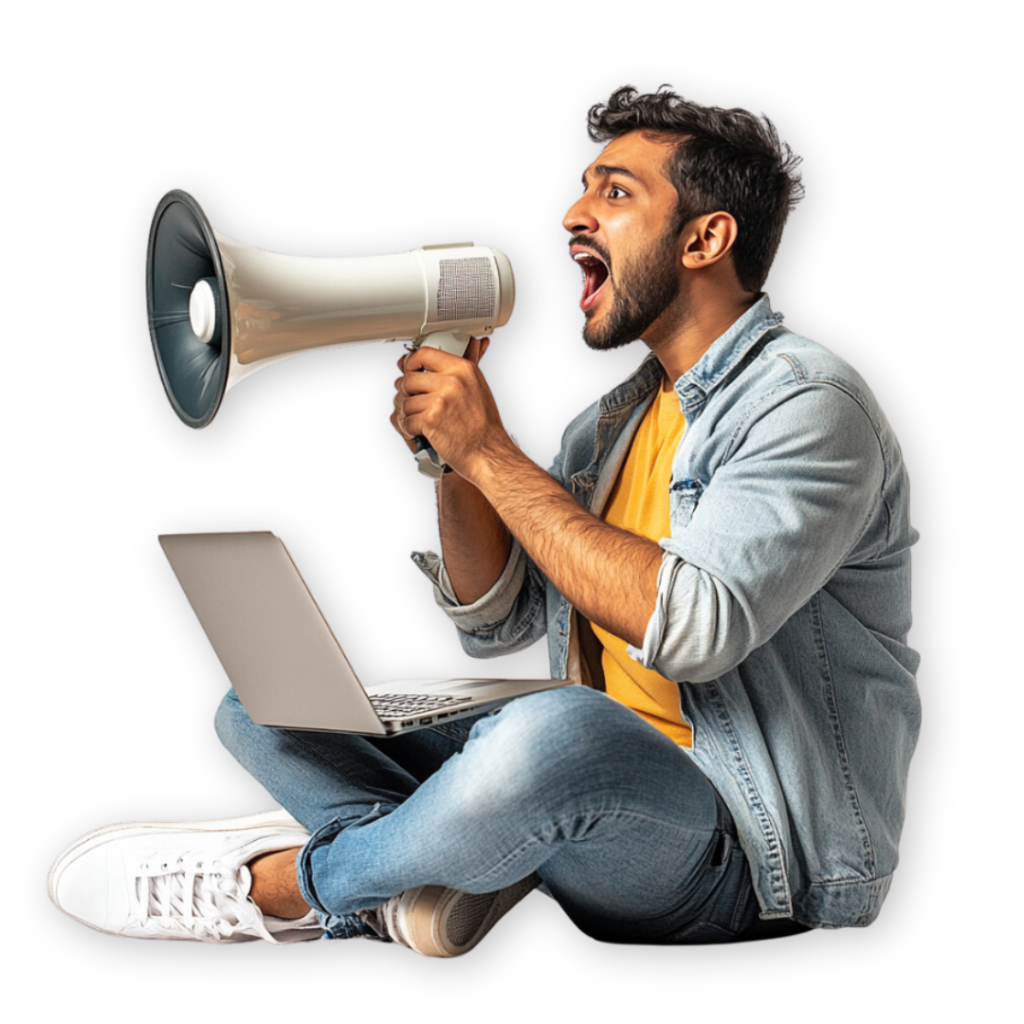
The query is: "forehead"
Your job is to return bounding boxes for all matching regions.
[583,132,678,193]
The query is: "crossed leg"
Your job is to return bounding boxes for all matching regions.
[215,684,768,944]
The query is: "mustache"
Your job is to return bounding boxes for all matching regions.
[569,234,612,271]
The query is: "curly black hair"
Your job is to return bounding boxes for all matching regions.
[588,86,804,293]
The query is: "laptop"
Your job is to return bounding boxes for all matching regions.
[159,532,572,736]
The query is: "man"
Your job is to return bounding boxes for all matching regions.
[49,86,920,952]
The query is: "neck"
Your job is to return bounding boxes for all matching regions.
[646,284,758,387]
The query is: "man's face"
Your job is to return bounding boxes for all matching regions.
[563,132,685,351]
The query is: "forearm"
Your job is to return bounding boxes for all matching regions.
[397,343,659,644]
[468,441,660,648]
[437,472,512,604]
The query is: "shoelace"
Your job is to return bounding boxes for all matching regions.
[129,855,272,942]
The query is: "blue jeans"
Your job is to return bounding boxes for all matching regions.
[215,685,805,943]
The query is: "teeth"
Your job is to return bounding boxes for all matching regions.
[573,251,606,268]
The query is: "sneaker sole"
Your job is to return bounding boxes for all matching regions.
[395,873,540,957]
[48,809,309,919]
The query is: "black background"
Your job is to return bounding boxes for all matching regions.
[44,59,933,987]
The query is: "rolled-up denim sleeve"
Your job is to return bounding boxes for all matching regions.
[410,540,550,658]
[408,427,582,658]
[627,383,886,682]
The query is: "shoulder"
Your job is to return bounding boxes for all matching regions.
[755,328,884,429]
[691,323,914,549]
[716,327,901,448]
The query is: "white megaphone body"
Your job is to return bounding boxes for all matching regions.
[146,190,514,477]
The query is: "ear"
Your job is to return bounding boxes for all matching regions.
[680,211,739,270]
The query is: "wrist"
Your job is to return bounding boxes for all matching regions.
[463,432,527,501]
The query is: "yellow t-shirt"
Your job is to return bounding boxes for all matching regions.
[590,384,693,748]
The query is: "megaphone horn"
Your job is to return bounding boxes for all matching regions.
[146,190,515,476]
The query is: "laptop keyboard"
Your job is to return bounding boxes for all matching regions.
[369,693,475,720]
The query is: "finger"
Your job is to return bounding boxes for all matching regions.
[390,410,418,451]
[393,388,424,433]
[400,391,448,435]
[390,408,408,435]
[465,336,483,363]
[402,368,451,395]
[465,336,491,364]
[395,392,435,433]
[391,350,423,374]
[404,345,462,374]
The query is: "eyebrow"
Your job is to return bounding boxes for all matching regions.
[581,164,643,188]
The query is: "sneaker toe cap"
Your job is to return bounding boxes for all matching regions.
[51,845,131,933]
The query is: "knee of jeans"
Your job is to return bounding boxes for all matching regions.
[490,685,629,746]
[463,686,635,805]
[213,688,251,756]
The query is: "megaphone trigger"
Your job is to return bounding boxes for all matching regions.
[413,331,473,359]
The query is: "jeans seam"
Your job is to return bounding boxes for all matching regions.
[459,811,720,893]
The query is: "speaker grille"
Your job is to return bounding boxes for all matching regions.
[437,257,495,321]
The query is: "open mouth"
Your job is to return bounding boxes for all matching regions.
[572,247,610,312]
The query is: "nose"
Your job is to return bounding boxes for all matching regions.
[563,194,598,235]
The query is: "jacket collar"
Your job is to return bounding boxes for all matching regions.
[672,295,784,414]
[596,295,784,419]
[574,296,784,505]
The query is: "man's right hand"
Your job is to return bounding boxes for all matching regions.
[390,335,510,605]
[390,336,491,456]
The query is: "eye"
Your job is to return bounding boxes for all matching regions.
[608,184,629,199]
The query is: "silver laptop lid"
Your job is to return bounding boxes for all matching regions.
[159,532,387,735]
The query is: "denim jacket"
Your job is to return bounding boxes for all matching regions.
[413,296,921,929]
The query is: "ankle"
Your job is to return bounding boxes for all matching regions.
[248,848,311,920]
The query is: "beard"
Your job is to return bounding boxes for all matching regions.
[583,226,683,351]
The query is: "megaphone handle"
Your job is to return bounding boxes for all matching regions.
[411,332,472,479]
[414,437,449,478]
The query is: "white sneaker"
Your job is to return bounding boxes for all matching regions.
[376,874,540,957]
[48,810,324,944]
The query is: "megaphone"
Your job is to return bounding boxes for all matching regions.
[146,190,514,477]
